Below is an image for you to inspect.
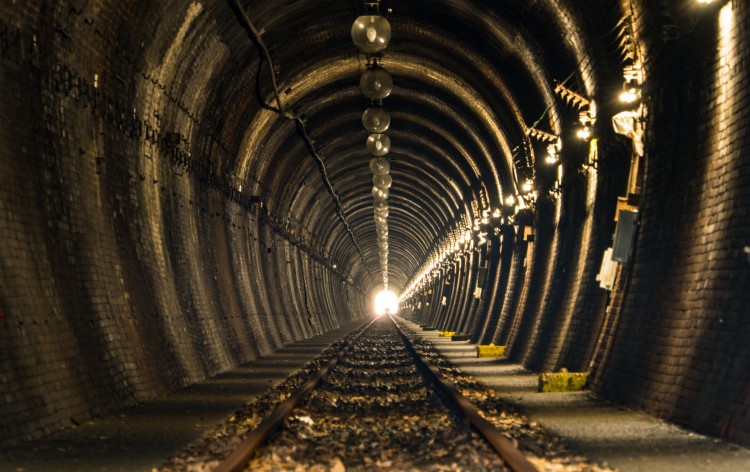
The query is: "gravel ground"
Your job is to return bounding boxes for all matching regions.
[159,317,616,471]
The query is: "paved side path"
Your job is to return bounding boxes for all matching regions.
[402,318,750,472]
[0,322,362,472]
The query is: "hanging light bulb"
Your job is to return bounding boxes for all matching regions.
[362,107,390,133]
[505,195,516,206]
[373,173,393,189]
[366,134,391,156]
[372,186,389,201]
[577,125,592,140]
[369,157,391,175]
[351,15,391,53]
[522,180,533,193]
[360,66,393,100]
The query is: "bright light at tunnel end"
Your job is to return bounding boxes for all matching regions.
[373,289,399,315]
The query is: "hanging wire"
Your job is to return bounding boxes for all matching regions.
[230,0,375,283]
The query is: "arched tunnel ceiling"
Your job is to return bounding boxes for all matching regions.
[196,0,597,295]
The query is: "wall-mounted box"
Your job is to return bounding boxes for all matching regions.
[612,210,638,264]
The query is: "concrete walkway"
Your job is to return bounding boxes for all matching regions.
[0,322,362,472]
[402,319,750,472]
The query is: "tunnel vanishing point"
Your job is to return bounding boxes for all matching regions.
[0,0,749,451]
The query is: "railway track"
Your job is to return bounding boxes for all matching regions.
[215,315,535,471]
[161,316,614,471]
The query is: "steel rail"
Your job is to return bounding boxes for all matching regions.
[389,315,539,472]
[214,318,379,472]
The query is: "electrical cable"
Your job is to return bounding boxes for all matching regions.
[230,0,375,283]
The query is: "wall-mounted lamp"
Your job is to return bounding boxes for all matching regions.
[544,143,560,164]
[619,81,641,104]
[577,108,595,141]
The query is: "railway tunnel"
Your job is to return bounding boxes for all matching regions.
[1,0,749,469]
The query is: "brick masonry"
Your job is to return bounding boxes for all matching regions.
[406,0,750,447]
[0,1,363,447]
[2,0,750,450]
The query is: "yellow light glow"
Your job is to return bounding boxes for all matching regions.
[619,88,639,103]
[374,289,399,315]
[577,126,592,140]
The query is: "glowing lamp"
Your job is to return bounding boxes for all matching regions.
[367,134,391,156]
[351,16,391,53]
[362,108,390,133]
[577,126,592,140]
[369,157,391,175]
[373,173,392,189]
[619,87,639,103]
[522,180,533,193]
[372,186,389,201]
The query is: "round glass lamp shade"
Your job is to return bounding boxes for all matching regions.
[367,134,391,156]
[351,15,391,53]
[360,66,393,100]
[374,205,389,215]
[372,186,389,201]
[362,108,390,133]
[373,173,393,190]
[369,157,391,176]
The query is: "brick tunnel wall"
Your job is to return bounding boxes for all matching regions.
[404,0,749,446]
[590,0,750,445]
[0,1,364,447]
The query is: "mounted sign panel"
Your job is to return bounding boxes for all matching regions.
[612,210,638,264]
